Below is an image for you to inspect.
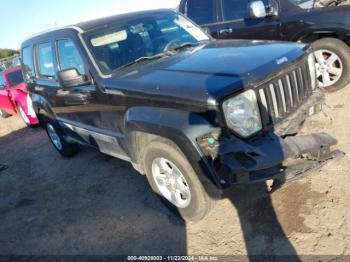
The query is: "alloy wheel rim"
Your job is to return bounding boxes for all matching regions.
[314,49,343,88]
[152,158,191,208]
[0,109,3,116]
[19,105,30,125]
[47,123,63,150]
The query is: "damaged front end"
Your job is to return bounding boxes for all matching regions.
[197,89,344,188]
[196,53,345,189]
[198,130,343,188]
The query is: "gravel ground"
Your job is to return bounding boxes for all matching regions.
[0,86,349,257]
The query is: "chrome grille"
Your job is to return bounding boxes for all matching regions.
[257,60,314,126]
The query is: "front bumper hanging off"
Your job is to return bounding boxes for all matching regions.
[201,132,344,187]
[280,133,343,182]
[197,89,344,187]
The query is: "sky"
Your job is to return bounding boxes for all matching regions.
[0,0,180,49]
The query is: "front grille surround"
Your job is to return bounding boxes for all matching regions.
[256,59,314,128]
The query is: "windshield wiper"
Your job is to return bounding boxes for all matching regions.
[168,42,197,52]
[118,53,170,70]
[116,43,197,71]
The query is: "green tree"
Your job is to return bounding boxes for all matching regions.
[0,49,19,59]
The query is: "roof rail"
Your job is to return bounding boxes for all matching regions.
[22,26,84,44]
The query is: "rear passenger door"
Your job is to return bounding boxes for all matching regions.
[34,40,62,116]
[216,0,281,40]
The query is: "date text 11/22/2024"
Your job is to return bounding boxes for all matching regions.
[127,255,219,261]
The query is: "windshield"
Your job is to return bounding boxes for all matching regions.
[7,70,24,88]
[83,13,210,74]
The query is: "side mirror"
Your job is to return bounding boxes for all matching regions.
[58,68,89,88]
[249,1,267,19]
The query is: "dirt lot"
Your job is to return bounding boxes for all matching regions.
[0,86,349,257]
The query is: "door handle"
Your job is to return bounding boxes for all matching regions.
[219,28,233,35]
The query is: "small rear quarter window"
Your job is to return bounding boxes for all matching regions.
[21,46,35,80]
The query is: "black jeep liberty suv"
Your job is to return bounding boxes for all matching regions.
[179,0,350,91]
[21,10,341,221]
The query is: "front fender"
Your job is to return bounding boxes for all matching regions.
[125,107,215,141]
[125,106,223,195]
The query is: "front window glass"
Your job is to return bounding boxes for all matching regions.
[222,0,270,20]
[37,42,55,78]
[83,13,210,74]
[57,39,85,75]
[7,70,24,88]
[222,0,249,20]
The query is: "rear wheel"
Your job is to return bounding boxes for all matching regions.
[143,139,215,222]
[312,38,350,92]
[45,119,79,158]
[0,108,11,118]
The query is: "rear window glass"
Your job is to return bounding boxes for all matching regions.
[37,42,55,78]
[186,0,216,25]
[7,70,24,88]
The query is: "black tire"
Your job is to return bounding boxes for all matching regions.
[0,108,11,118]
[143,138,215,222]
[45,118,79,158]
[312,38,350,92]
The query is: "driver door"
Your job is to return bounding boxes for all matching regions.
[215,0,281,40]
[43,37,97,126]
[50,36,129,160]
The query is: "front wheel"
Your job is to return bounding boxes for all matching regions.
[45,119,79,158]
[143,139,215,222]
[312,38,350,92]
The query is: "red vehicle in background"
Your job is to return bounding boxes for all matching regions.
[0,67,38,126]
